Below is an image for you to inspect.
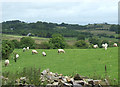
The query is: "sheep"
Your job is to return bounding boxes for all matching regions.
[5,59,9,67]
[42,52,46,56]
[16,54,19,59]
[32,50,38,54]
[102,43,108,50]
[113,43,117,47]
[13,53,19,62]
[23,47,26,52]
[27,47,29,50]
[93,44,98,48]
[102,44,105,48]
[58,49,65,53]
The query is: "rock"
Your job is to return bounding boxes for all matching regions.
[93,80,101,85]
[62,77,67,82]
[74,80,85,86]
[73,82,83,87]
[41,69,50,75]
[59,74,63,76]
[53,82,59,85]
[87,79,94,85]
[64,82,72,86]
[84,84,92,87]
[20,77,26,81]
[74,74,83,80]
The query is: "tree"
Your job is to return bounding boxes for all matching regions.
[49,34,66,49]
[2,40,15,59]
[20,37,35,48]
[77,34,85,40]
[89,37,101,46]
[75,40,89,48]
[11,40,20,48]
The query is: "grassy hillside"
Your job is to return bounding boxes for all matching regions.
[2,47,118,83]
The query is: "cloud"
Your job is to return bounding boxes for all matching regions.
[1,0,119,25]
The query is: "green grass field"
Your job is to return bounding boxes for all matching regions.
[2,47,118,83]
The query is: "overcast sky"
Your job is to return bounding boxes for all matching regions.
[1,0,119,25]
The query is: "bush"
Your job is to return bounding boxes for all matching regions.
[20,37,35,48]
[49,34,66,49]
[89,37,101,46]
[11,40,20,48]
[2,67,44,86]
[2,40,15,59]
[75,40,89,49]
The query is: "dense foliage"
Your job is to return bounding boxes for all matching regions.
[75,40,89,48]
[2,40,15,59]
[11,40,20,48]
[20,37,35,48]
[89,37,101,46]
[49,34,66,49]
[2,20,118,38]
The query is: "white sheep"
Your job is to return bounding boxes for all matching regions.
[5,59,9,67]
[102,43,108,50]
[23,47,26,52]
[16,54,19,59]
[32,50,38,54]
[58,49,65,53]
[102,44,105,48]
[113,43,117,47]
[93,44,98,48]
[42,52,46,56]
[27,47,29,50]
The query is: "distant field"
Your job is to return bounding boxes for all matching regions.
[76,30,116,35]
[2,34,118,45]
[2,47,118,84]
[2,34,49,44]
[2,34,77,45]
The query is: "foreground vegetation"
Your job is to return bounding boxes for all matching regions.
[2,47,118,85]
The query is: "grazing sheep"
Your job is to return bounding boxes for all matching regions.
[105,46,107,50]
[23,47,26,52]
[32,50,38,54]
[13,53,19,62]
[102,43,108,50]
[58,49,65,53]
[113,43,117,47]
[93,44,98,48]
[27,47,29,50]
[5,60,9,67]
[42,52,46,56]
[102,44,105,48]
[16,54,19,59]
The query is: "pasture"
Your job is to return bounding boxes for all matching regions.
[2,47,118,83]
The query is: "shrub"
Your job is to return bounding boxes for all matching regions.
[75,40,89,49]
[20,37,35,48]
[89,37,101,46]
[11,40,20,48]
[49,34,66,49]
[2,67,44,86]
[2,40,15,59]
